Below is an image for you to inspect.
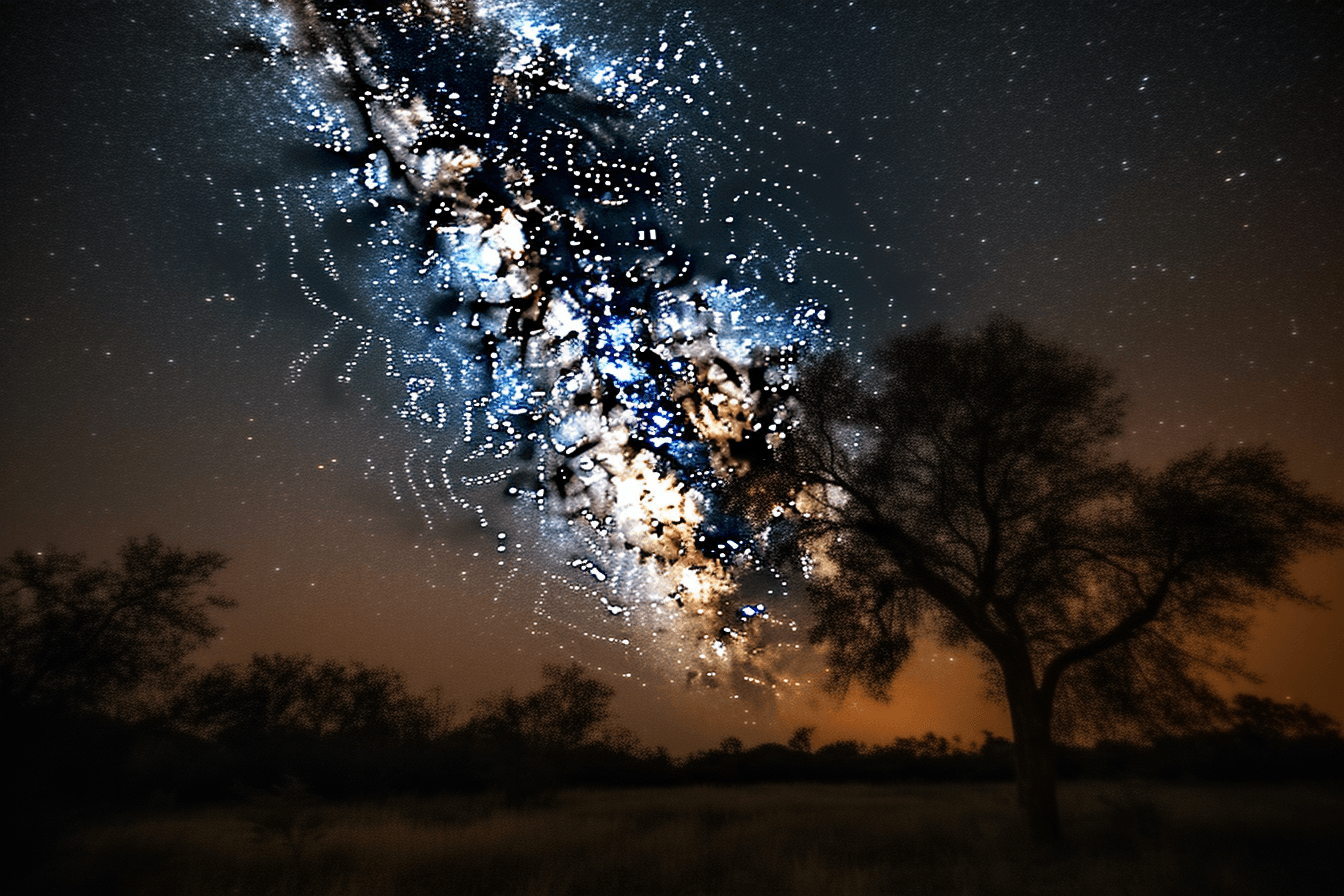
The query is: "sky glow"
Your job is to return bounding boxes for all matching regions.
[248,0,841,694]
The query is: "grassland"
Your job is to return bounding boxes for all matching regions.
[22,781,1343,896]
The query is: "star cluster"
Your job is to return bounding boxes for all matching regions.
[236,0,849,688]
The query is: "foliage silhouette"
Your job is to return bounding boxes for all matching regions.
[242,776,329,865]
[173,652,448,743]
[465,661,620,749]
[1226,693,1340,740]
[732,317,1344,840]
[0,535,232,719]
[787,725,816,753]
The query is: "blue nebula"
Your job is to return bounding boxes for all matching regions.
[250,0,836,657]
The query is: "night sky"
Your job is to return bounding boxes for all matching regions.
[3,0,1341,753]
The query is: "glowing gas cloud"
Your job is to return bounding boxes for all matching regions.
[235,0,845,688]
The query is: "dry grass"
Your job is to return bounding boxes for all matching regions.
[22,781,1343,895]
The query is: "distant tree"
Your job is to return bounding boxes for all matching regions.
[0,535,232,719]
[467,662,617,749]
[1225,694,1340,741]
[735,318,1344,840]
[173,652,447,742]
[717,735,744,755]
[787,725,815,753]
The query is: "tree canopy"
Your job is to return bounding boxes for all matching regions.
[172,652,448,742]
[734,317,1344,839]
[465,661,621,749]
[0,535,233,719]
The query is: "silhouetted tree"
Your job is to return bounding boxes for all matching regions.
[1225,694,1340,740]
[0,535,232,719]
[717,735,744,754]
[735,318,1344,840]
[466,662,617,748]
[173,652,447,742]
[787,725,815,753]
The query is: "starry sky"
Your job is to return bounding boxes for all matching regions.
[3,0,1341,752]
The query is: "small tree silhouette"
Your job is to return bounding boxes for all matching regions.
[467,662,616,748]
[787,725,816,753]
[0,535,232,719]
[173,652,446,742]
[1226,694,1341,741]
[243,777,327,865]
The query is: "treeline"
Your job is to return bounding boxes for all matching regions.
[9,656,646,805]
[11,655,1344,809]
[5,537,1344,816]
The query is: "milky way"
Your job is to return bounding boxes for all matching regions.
[232,0,853,689]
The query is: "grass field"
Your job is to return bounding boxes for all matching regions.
[22,781,1344,895]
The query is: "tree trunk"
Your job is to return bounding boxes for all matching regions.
[1000,655,1062,843]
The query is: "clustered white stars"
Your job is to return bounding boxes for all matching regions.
[234,0,852,693]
